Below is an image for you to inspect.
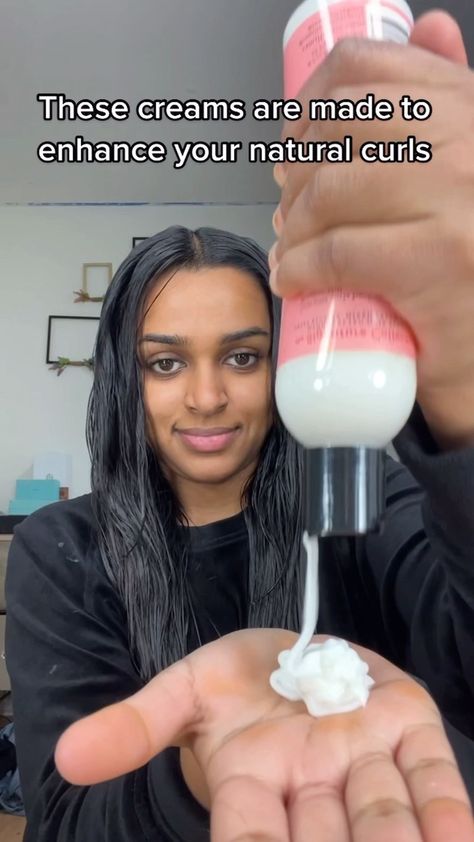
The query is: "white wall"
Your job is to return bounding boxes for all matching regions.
[0,205,275,512]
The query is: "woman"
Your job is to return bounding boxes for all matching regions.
[6,226,474,842]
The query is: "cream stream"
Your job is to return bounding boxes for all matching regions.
[269,533,375,716]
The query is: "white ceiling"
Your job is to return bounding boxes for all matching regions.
[1,0,299,205]
[1,0,472,205]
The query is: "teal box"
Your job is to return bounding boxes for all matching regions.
[15,479,60,502]
[8,499,55,515]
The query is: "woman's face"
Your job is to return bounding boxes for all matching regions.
[139,266,274,491]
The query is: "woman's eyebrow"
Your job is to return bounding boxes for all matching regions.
[139,333,188,347]
[221,328,270,344]
[139,327,270,347]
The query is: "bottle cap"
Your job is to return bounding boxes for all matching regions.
[305,447,385,536]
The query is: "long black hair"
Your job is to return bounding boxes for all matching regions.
[87,225,304,682]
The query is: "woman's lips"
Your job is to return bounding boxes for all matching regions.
[176,427,240,453]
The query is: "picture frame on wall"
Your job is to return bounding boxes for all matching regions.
[46,315,100,365]
[82,262,113,298]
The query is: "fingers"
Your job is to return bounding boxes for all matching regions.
[55,658,200,784]
[345,749,424,842]
[397,722,474,842]
[282,38,462,143]
[276,160,438,254]
[295,82,443,148]
[270,219,440,304]
[410,11,468,65]
[289,784,350,842]
[277,73,472,229]
[277,80,463,225]
[210,775,289,842]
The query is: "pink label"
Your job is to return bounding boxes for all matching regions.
[280,1,415,369]
[284,1,412,98]
[277,292,416,366]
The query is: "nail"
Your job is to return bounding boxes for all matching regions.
[273,163,287,188]
[272,206,283,237]
[268,242,279,272]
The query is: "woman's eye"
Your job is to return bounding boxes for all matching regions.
[228,352,259,368]
[151,358,182,374]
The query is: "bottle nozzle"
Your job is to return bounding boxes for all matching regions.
[305,447,386,537]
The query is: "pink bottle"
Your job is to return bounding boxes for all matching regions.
[276,0,417,535]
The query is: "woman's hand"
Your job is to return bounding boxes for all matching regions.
[56,629,473,842]
[271,11,474,449]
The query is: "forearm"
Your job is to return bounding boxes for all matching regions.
[418,383,474,451]
[380,405,474,733]
[394,402,474,544]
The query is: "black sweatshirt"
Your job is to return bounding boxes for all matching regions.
[5,406,474,841]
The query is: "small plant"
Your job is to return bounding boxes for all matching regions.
[49,357,94,376]
[74,289,105,303]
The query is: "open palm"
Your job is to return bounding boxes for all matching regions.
[56,629,473,842]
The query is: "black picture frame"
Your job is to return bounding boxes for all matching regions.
[46,315,100,364]
[132,236,150,248]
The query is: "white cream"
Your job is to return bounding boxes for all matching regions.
[270,533,374,716]
[275,351,417,449]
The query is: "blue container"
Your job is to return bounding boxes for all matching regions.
[15,479,60,502]
[8,499,55,516]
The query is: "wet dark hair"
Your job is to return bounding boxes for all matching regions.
[87,225,304,682]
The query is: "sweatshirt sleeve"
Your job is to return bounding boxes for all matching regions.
[5,498,210,842]
[357,404,474,738]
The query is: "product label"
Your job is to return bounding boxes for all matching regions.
[284,1,412,98]
[277,292,416,366]
[280,1,415,369]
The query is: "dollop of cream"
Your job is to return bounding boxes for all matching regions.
[270,532,374,717]
[270,637,374,716]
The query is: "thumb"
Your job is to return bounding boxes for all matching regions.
[410,10,468,66]
[55,660,198,784]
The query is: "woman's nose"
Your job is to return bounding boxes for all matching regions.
[184,365,228,414]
